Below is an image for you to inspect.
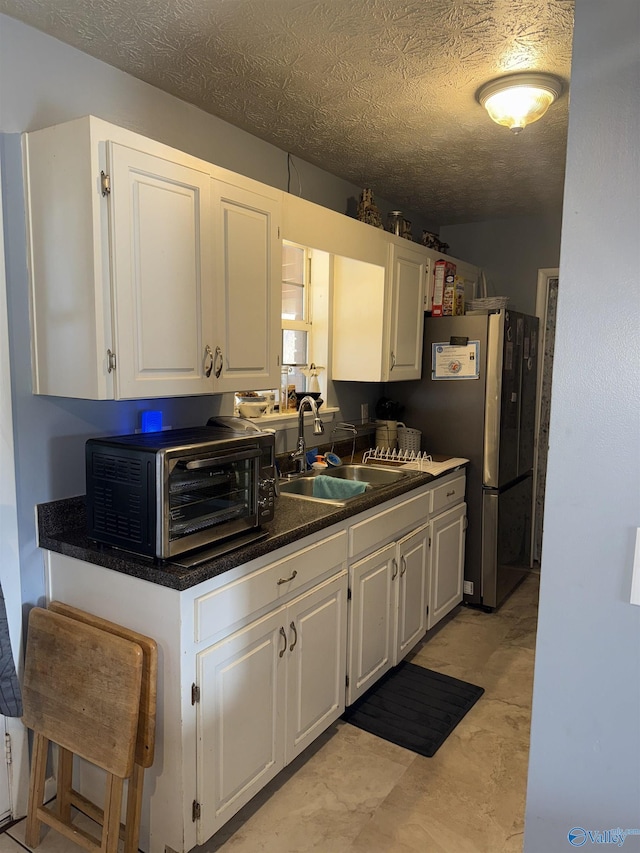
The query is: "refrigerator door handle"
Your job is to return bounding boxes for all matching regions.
[482,490,499,608]
[483,312,504,487]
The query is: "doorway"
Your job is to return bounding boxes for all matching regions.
[532,268,559,563]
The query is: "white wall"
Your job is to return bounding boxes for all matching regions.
[439,212,563,315]
[524,0,640,848]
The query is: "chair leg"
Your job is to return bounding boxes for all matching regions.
[56,746,74,822]
[124,764,144,853]
[102,773,125,853]
[25,732,48,848]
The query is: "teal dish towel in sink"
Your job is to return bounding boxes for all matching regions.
[312,475,368,500]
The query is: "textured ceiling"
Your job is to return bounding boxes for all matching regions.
[0,0,574,225]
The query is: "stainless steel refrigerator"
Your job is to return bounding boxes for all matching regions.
[392,310,539,610]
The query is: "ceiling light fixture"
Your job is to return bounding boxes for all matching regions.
[477,72,563,134]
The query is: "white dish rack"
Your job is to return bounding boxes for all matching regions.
[362,447,433,467]
[362,447,470,476]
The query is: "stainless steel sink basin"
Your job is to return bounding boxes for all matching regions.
[278,463,409,505]
[322,464,408,485]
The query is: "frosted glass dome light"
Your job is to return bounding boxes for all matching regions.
[477,73,563,134]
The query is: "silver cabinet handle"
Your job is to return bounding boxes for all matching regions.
[277,569,298,586]
[289,620,298,652]
[391,558,398,580]
[214,345,223,379]
[278,626,287,658]
[400,555,407,577]
[390,350,396,371]
[204,345,214,378]
[446,490,456,497]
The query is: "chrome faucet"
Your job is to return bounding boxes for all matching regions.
[290,396,325,474]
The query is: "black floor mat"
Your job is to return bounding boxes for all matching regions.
[342,661,484,757]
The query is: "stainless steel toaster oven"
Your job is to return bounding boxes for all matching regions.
[86,424,276,563]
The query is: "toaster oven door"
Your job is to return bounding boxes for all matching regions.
[165,446,262,557]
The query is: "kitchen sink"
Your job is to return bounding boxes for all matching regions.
[278,464,410,506]
[321,464,408,484]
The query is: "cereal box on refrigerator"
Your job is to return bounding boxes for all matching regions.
[432,260,457,317]
[442,275,465,315]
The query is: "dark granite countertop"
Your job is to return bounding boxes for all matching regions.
[37,463,465,592]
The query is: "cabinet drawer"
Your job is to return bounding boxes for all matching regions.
[194,530,347,643]
[431,474,466,515]
[349,491,429,560]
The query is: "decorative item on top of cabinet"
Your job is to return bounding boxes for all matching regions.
[356,188,384,228]
[401,218,413,241]
[421,230,450,254]
[386,210,403,236]
[23,115,281,400]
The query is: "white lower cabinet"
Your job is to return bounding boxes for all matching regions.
[347,524,429,705]
[43,474,466,853]
[346,471,467,706]
[347,542,396,703]
[426,471,467,630]
[428,502,467,630]
[196,607,285,841]
[196,571,347,842]
[396,524,430,659]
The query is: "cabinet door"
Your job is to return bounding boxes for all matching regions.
[347,543,396,705]
[386,242,427,381]
[285,571,347,762]
[196,606,286,843]
[428,502,467,630]
[108,142,214,399]
[211,180,281,392]
[395,524,429,663]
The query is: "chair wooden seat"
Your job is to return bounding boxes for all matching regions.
[22,605,157,853]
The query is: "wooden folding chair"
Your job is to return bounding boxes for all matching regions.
[47,601,158,853]
[22,606,143,852]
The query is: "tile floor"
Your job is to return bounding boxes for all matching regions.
[0,571,539,853]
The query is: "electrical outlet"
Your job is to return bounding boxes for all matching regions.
[360,403,369,422]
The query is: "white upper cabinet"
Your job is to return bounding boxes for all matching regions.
[386,241,428,381]
[23,116,281,400]
[108,143,214,399]
[283,193,478,385]
[210,175,281,393]
[332,237,426,382]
